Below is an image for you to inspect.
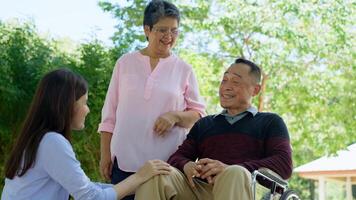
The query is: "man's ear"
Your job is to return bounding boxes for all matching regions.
[144,25,150,38]
[252,84,261,96]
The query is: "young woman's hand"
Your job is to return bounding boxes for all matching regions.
[136,160,172,183]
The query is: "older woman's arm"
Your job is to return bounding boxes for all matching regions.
[153,110,200,135]
[169,110,201,128]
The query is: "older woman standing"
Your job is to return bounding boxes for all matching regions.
[98,1,205,200]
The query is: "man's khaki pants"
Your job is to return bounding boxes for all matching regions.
[135,165,253,200]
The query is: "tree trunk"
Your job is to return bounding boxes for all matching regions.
[258,72,268,112]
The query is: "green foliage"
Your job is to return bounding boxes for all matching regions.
[99,0,148,52]
[190,1,355,198]
[0,21,116,187]
[179,50,225,114]
[71,41,117,182]
[0,22,52,128]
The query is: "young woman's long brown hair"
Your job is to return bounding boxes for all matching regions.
[5,68,88,179]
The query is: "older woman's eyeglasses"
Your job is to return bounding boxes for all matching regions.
[152,27,180,37]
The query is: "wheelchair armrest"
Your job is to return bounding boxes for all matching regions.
[253,168,288,188]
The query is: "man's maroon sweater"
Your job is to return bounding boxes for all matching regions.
[168,112,293,179]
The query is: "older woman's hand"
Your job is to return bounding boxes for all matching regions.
[153,112,179,136]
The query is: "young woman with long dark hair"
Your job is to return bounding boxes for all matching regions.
[2,68,171,200]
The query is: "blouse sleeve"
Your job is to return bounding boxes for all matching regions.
[98,61,120,133]
[184,69,206,117]
[38,133,117,200]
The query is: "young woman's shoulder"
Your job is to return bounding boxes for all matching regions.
[39,132,72,155]
[41,132,69,144]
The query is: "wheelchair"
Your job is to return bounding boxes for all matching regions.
[251,168,301,200]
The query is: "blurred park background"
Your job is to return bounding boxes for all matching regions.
[0,0,355,199]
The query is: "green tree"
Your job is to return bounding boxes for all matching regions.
[188,1,355,198]
[0,20,116,187]
[0,21,53,128]
[71,40,117,180]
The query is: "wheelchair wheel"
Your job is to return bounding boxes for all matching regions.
[279,189,300,200]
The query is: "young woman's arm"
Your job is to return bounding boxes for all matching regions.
[40,133,117,200]
[113,160,171,199]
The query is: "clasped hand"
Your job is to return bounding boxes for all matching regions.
[183,158,228,187]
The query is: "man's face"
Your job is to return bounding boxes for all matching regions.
[219,63,260,112]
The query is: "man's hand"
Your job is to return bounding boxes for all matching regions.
[153,112,179,136]
[183,161,202,188]
[197,158,228,184]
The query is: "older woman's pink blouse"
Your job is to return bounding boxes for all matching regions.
[98,51,205,172]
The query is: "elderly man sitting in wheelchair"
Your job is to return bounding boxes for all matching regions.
[135,58,299,200]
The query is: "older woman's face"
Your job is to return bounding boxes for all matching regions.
[145,17,179,55]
